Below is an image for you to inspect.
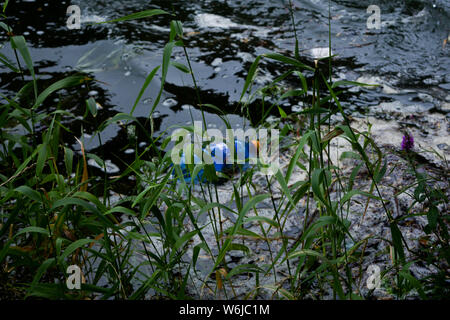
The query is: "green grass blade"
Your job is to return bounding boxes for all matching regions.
[95,9,170,25]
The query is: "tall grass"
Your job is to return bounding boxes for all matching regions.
[0,2,448,300]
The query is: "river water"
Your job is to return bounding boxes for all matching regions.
[1,0,449,173]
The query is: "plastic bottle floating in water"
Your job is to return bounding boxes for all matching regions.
[177,139,259,183]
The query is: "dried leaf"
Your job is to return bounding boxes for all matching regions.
[75,137,89,192]
[89,233,104,249]
[215,269,223,290]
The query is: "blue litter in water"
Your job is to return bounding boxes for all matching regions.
[210,142,230,173]
[178,152,205,183]
[174,139,258,183]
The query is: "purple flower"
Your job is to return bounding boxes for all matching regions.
[401,133,414,151]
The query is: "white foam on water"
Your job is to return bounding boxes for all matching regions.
[163,98,178,108]
[308,47,333,59]
[195,13,240,29]
[356,75,382,88]
[81,15,107,24]
[147,24,171,33]
[87,159,120,174]
[236,52,254,63]
[152,111,161,118]
[181,104,193,110]
[211,57,223,67]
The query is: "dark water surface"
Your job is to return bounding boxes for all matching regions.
[1,0,449,168]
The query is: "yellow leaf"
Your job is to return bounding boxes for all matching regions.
[75,137,89,192]
[216,270,223,290]
[10,245,34,253]
[89,233,104,249]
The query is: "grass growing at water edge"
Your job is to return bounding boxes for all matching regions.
[0,3,448,299]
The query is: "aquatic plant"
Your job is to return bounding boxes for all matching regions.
[401,133,415,151]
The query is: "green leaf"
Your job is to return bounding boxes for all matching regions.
[390,222,405,262]
[174,230,199,250]
[278,105,288,118]
[10,36,34,78]
[262,52,314,71]
[28,258,56,292]
[348,163,363,191]
[86,97,98,117]
[427,206,438,230]
[239,55,262,102]
[243,216,279,228]
[200,104,231,129]
[149,40,177,117]
[95,9,170,25]
[132,183,158,208]
[130,65,160,116]
[262,284,295,300]
[275,169,296,209]
[15,185,42,203]
[104,206,137,217]
[99,113,147,133]
[213,194,269,271]
[52,197,113,227]
[228,243,250,255]
[170,20,184,41]
[311,169,326,205]
[0,22,9,32]
[374,158,387,183]
[398,271,426,299]
[340,151,361,161]
[286,131,312,183]
[141,171,171,219]
[59,239,97,264]
[10,36,37,98]
[15,226,49,238]
[227,264,263,279]
[300,216,337,242]
[86,153,104,169]
[198,202,236,218]
[3,0,9,12]
[129,269,162,300]
[331,80,379,89]
[234,228,263,240]
[170,61,190,73]
[192,243,208,267]
[280,89,305,100]
[0,51,19,72]
[36,143,48,176]
[294,71,308,92]
[33,75,87,109]
[287,249,329,263]
[0,238,14,262]
[340,190,381,205]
